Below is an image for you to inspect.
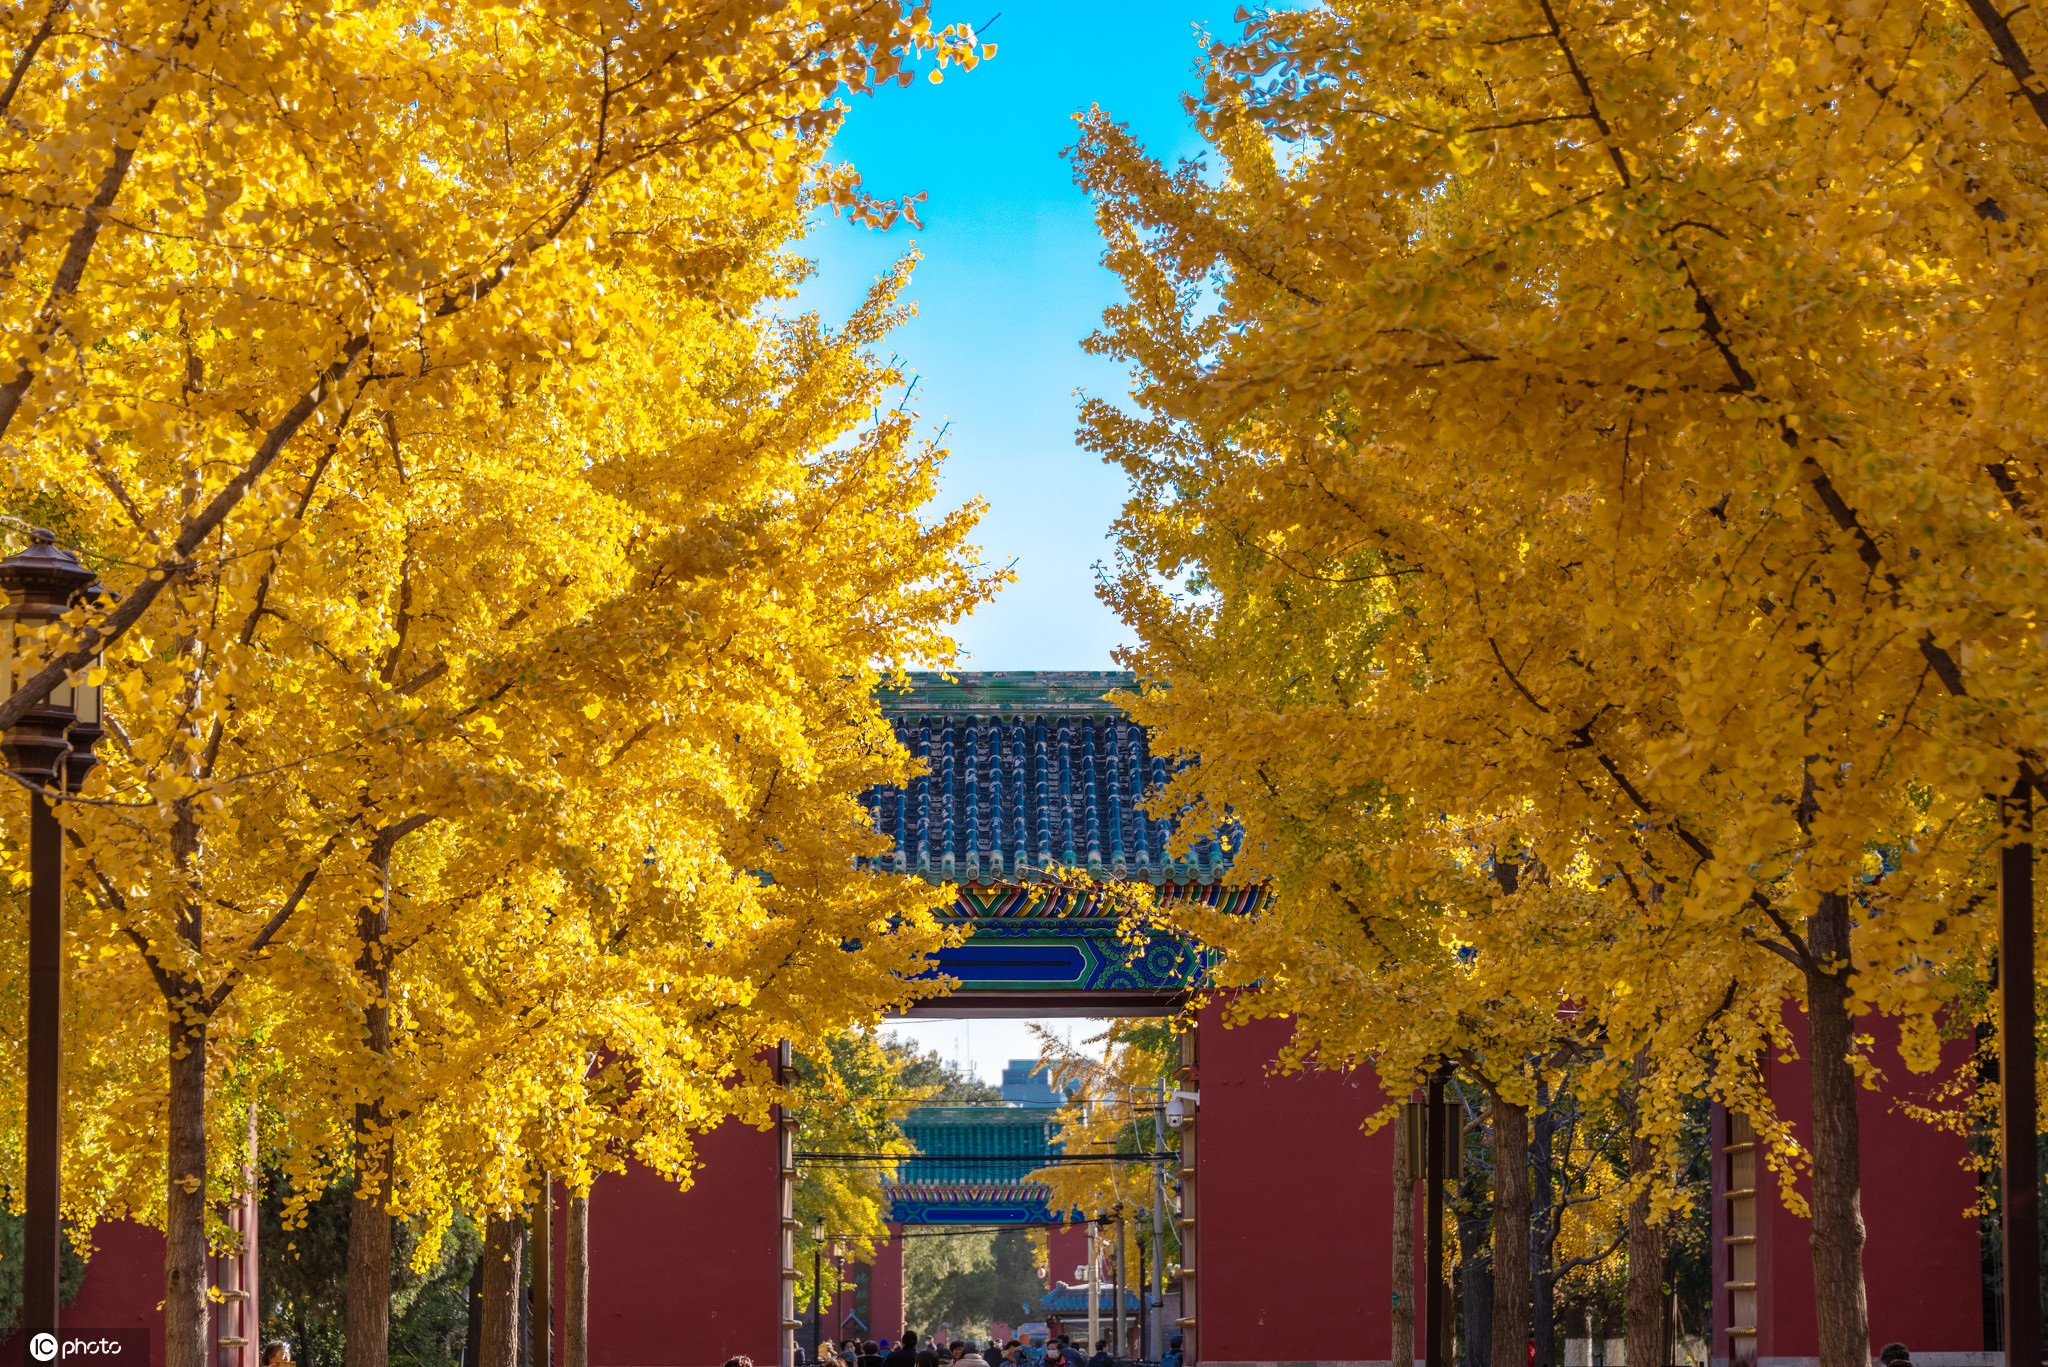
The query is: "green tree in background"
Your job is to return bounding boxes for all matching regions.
[907,1228,997,1342]
[904,1228,1045,1345]
[260,1175,481,1367]
[0,1213,84,1337]
[990,1229,1046,1332]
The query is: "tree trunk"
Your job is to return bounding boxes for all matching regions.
[165,1008,209,1367]
[345,1113,393,1367]
[481,1214,528,1367]
[1394,1102,1416,1367]
[1491,1097,1531,1367]
[1805,893,1869,1367]
[164,798,211,1367]
[346,837,400,1367]
[567,1193,589,1367]
[1456,1191,1493,1367]
[465,1255,487,1367]
[1625,1055,1666,1367]
[1441,1257,1459,1367]
[1530,1080,1557,1367]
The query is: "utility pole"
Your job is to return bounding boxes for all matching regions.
[1151,1086,1166,1362]
[834,1242,846,1348]
[1113,1208,1126,1359]
[1087,1219,1101,1356]
[567,1192,589,1367]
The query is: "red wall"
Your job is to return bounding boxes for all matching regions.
[1715,1011,1983,1360]
[0,1221,166,1367]
[1044,1224,1089,1295]
[1194,1005,1405,1366]
[0,1125,782,1367]
[870,1228,906,1345]
[588,1120,781,1367]
[1199,1002,1984,1367]
[9,1011,1984,1367]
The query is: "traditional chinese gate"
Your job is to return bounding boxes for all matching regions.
[750,672,1435,1367]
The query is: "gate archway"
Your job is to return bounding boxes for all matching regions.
[773,671,1417,1367]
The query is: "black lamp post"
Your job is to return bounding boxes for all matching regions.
[0,529,101,1340]
[811,1219,828,1360]
[832,1238,846,1348]
[1405,1067,1458,1367]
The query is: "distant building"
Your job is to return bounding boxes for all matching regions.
[1038,1283,1143,1319]
[1001,1059,1060,1106]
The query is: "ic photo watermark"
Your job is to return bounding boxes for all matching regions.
[28,1331,150,1362]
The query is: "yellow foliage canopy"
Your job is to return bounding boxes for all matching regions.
[1076,0,2048,1342]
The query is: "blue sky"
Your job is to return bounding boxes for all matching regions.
[797,2,1246,673]
[884,1015,1088,1088]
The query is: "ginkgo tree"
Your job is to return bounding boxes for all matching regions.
[1107,627,1723,1367]
[4,78,1002,1367]
[1073,0,2048,1361]
[0,0,988,730]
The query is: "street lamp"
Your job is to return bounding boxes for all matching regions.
[811,1219,828,1360]
[0,528,101,1341]
[0,530,97,778]
[831,1238,846,1349]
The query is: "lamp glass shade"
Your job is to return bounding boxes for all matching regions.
[0,609,67,704]
[69,661,101,725]
[811,1218,827,1241]
[40,660,97,722]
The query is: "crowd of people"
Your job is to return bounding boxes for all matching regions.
[791,1329,1184,1367]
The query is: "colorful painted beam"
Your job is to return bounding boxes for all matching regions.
[886,1181,1078,1226]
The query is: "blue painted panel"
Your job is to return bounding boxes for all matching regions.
[893,1202,1049,1225]
[888,1195,1086,1226]
[932,942,1087,984]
